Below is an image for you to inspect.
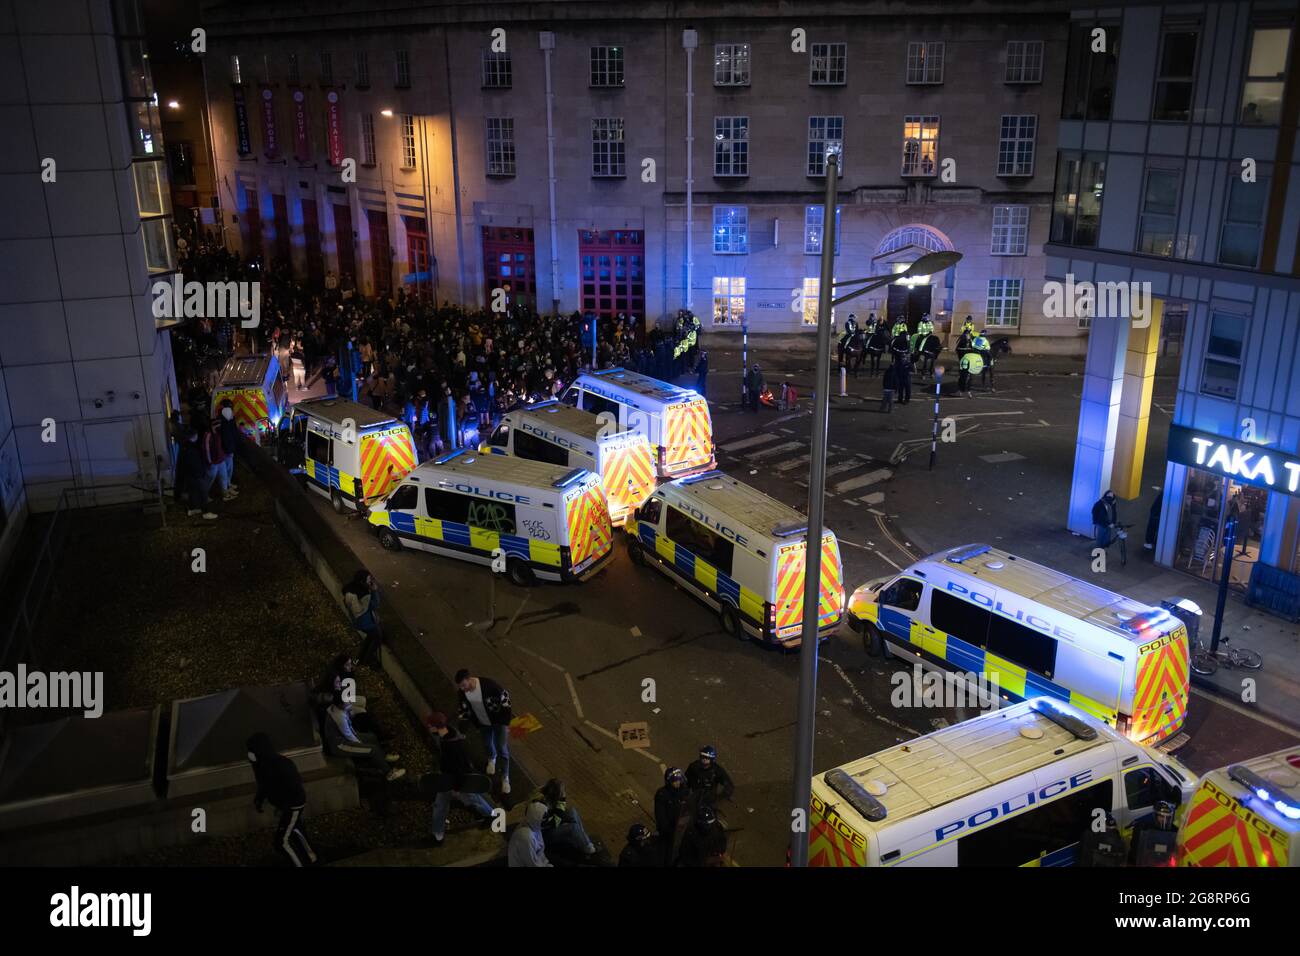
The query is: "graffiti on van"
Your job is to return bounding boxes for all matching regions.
[522,519,551,541]
[468,500,516,535]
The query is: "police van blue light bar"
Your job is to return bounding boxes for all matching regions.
[824,768,887,823]
[594,367,625,377]
[531,398,559,409]
[772,520,808,538]
[946,544,993,564]
[681,470,725,485]
[553,468,588,489]
[1029,698,1098,741]
[433,448,468,465]
[1228,765,1300,821]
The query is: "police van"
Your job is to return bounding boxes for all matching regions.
[1178,746,1300,867]
[290,398,417,513]
[847,544,1191,747]
[561,368,714,479]
[211,353,289,445]
[809,697,1198,867]
[481,400,655,527]
[627,470,844,645]
[367,449,614,586]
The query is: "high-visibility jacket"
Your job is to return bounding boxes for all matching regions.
[960,352,985,374]
[972,336,990,351]
[892,321,908,337]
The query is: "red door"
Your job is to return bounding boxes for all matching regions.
[367,207,391,295]
[404,216,431,301]
[242,187,262,260]
[578,229,644,321]
[301,198,324,285]
[482,226,536,310]
[271,193,291,269]
[333,202,355,288]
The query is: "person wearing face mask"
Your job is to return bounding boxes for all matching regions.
[215,399,240,500]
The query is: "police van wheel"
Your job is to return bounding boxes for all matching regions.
[863,623,884,658]
[719,604,743,640]
[627,539,646,566]
[378,528,402,552]
[507,558,536,588]
[330,489,345,514]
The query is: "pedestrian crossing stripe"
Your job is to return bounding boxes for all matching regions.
[369,509,563,568]
[637,525,766,626]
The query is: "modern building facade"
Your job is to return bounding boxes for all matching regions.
[1053,2,1300,594]
[197,0,1091,351]
[0,0,180,570]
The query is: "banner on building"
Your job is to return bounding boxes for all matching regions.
[325,90,344,166]
[232,86,252,156]
[292,88,310,163]
[259,85,279,159]
[1167,424,1300,497]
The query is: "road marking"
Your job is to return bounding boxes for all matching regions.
[979,452,1026,463]
[748,441,804,460]
[501,640,566,672]
[635,747,663,763]
[838,537,872,551]
[565,672,584,720]
[875,513,918,562]
[768,410,809,426]
[821,658,920,735]
[833,468,892,494]
[719,433,781,453]
[583,719,621,743]
[875,550,903,570]
[1190,686,1300,738]
[860,492,885,506]
[844,499,859,506]
[774,455,811,473]
[824,457,873,478]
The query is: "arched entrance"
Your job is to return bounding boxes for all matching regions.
[872,224,955,328]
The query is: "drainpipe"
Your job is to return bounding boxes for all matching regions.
[540,31,560,315]
[682,29,697,312]
[441,30,467,304]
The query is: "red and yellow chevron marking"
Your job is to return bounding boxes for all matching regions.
[819,535,845,626]
[1179,779,1288,867]
[809,797,868,867]
[600,438,655,523]
[213,388,269,435]
[662,399,714,476]
[359,429,417,500]
[1130,625,1190,744]
[774,535,845,636]
[566,483,613,568]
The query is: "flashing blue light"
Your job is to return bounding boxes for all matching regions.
[434,448,468,465]
[553,468,588,489]
[681,470,725,485]
[771,520,808,538]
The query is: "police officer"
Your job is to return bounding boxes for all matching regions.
[895,351,913,405]
[910,313,934,356]
[976,329,996,390]
[1130,801,1179,866]
[686,745,735,805]
[618,823,661,867]
[839,312,860,352]
[960,315,976,339]
[675,804,728,867]
[655,767,691,865]
[889,327,911,368]
[864,312,878,335]
[891,314,909,339]
[958,348,983,396]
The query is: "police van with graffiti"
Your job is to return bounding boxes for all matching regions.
[627,470,844,645]
[481,400,656,527]
[809,697,1198,867]
[561,368,714,479]
[1177,745,1300,867]
[290,398,417,513]
[367,448,614,586]
[847,544,1191,747]
[211,353,289,445]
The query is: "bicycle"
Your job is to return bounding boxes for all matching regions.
[1190,635,1263,677]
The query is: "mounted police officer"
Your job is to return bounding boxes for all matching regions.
[837,312,861,369]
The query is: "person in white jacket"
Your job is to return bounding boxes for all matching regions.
[508,801,552,867]
[324,694,406,783]
[343,570,383,668]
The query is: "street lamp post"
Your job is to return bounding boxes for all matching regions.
[929,365,945,470]
[787,204,961,866]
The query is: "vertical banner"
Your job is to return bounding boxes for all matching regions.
[292,88,310,162]
[325,90,344,166]
[232,86,252,156]
[259,85,278,159]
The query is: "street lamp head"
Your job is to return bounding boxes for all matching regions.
[934,365,945,377]
[380,108,394,117]
[904,250,962,279]
[824,142,843,160]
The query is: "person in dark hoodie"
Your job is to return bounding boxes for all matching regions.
[246,732,317,867]
[654,767,691,866]
[424,711,495,847]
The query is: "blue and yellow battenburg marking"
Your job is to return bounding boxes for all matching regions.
[305,458,359,498]
[853,602,1118,724]
[369,509,562,567]
[638,525,765,624]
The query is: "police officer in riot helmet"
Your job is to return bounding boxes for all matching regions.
[618,822,662,867]
[654,767,691,865]
[675,804,728,867]
[686,744,735,805]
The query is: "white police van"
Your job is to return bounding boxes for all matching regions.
[809,698,1196,867]
[482,400,656,527]
[561,368,714,479]
[367,449,614,585]
[847,544,1191,747]
[628,470,844,645]
[291,397,417,513]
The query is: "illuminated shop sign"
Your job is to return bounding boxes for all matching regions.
[1167,424,1300,497]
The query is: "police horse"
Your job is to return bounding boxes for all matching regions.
[955,336,1014,389]
[912,334,944,375]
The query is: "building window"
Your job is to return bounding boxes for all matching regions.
[1062,21,1121,120]
[1153,26,1198,121]
[1137,168,1180,256]
[901,116,939,176]
[399,114,416,168]
[1200,313,1246,399]
[804,205,840,255]
[1005,40,1044,83]
[1051,152,1107,247]
[287,52,300,85]
[592,118,626,176]
[355,50,370,88]
[231,54,242,85]
[986,278,1023,327]
[991,205,1029,256]
[590,46,625,88]
[486,118,515,176]
[801,277,836,326]
[261,53,272,85]
[360,112,376,165]
[320,52,333,86]
[807,116,844,176]
[810,42,847,85]
[997,115,1037,176]
[482,50,512,89]
[1219,173,1269,267]
[906,41,944,84]
[1240,26,1291,125]
[395,49,411,88]
[713,116,749,177]
[712,277,745,325]
[713,206,748,254]
[714,43,751,86]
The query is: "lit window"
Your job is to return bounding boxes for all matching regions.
[483,50,512,89]
[901,116,939,176]
[400,114,417,168]
[592,117,626,176]
[1005,40,1044,83]
[1240,26,1291,125]
[991,205,1029,256]
[713,206,748,254]
[714,116,749,176]
[712,276,745,325]
[804,205,841,255]
[986,278,1022,327]
[997,115,1037,176]
[591,46,625,87]
[810,42,847,85]
[231,54,242,85]
[714,43,751,86]
[906,41,944,84]
[807,116,844,176]
[486,118,516,176]
[802,277,836,326]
